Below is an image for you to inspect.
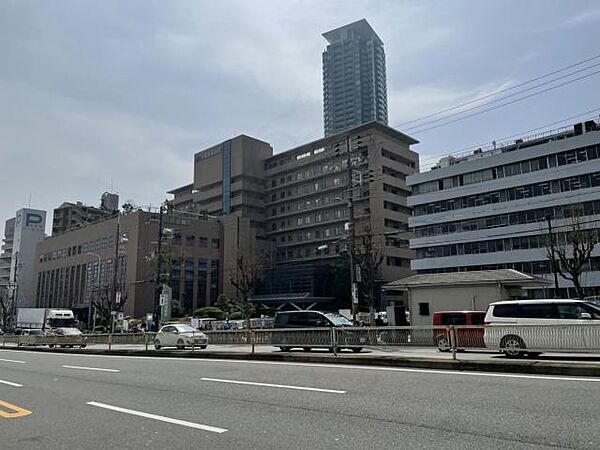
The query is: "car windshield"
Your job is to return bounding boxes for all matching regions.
[583,302,600,318]
[325,313,353,326]
[174,325,197,333]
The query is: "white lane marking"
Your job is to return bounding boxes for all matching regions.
[3,349,599,383]
[201,377,346,394]
[0,379,22,387]
[0,358,26,364]
[62,365,119,373]
[86,401,227,433]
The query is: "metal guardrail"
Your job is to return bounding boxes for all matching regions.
[2,325,599,357]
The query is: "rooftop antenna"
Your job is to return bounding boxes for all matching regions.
[28,193,32,208]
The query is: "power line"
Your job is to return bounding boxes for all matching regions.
[408,69,600,135]
[396,52,600,128]
[418,108,600,166]
[404,63,600,132]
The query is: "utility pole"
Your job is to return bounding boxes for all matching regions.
[546,215,560,296]
[153,206,164,331]
[111,214,121,333]
[346,135,358,324]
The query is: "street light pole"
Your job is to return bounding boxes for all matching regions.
[153,206,164,331]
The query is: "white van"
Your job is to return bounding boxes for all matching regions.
[483,299,600,357]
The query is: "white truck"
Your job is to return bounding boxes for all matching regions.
[16,308,86,348]
[17,308,78,330]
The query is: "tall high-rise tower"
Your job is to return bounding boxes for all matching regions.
[322,19,388,136]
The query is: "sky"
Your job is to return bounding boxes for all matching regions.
[1,0,600,234]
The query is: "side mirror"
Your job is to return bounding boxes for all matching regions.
[580,312,592,320]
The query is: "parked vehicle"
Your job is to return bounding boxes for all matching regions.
[484,299,600,357]
[273,310,365,352]
[47,327,87,348]
[17,308,80,332]
[154,324,208,350]
[432,311,485,351]
[16,328,46,346]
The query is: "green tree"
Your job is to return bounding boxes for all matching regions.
[193,306,224,319]
[216,294,238,319]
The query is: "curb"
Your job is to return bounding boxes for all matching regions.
[5,346,600,377]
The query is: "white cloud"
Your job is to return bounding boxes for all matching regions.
[564,8,600,26]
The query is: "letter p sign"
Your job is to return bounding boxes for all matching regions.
[26,213,42,227]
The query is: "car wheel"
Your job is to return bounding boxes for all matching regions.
[177,339,185,350]
[302,347,312,352]
[199,345,207,350]
[154,340,161,350]
[48,344,55,348]
[351,347,363,353]
[501,335,526,358]
[436,335,451,352]
[280,346,291,352]
[80,344,87,349]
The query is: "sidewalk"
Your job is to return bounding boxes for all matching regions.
[5,343,600,377]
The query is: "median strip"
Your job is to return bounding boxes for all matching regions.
[0,379,23,387]
[86,401,227,433]
[62,365,120,373]
[200,377,347,393]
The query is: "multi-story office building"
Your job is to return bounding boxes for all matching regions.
[322,19,388,136]
[1,209,47,309]
[407,120,600,298]
[35,210,222,320]
[0,218,15,305]
[52,193,119,235]
[172,122,418,309]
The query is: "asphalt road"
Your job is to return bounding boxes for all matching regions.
[1,348,600,449]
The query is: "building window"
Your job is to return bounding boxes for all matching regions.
[211,239,220,249]
[186,235,195,247]
[419,303,430,316]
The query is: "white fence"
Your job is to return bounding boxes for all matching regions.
[2,325,600,357]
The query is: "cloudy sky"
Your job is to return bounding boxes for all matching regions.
[2,0,600,232]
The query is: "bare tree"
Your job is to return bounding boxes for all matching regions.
[92,285,127,326]
[547,215,600,299]
[352,227,384,320]
[0,290,12,329]
[229,254,264,322]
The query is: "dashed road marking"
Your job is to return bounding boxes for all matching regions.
[0,379,22,387]
[200,377,347,393]
[86,401,227,433]
[0,358,26,364]
[62,365,119,373]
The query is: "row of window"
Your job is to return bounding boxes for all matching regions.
[171,234,220,249]
[415,171,600,216]
[40,235,115,263]
[413,143,600,195]
[269,193,354,218]
[418,256,600,276]
[269,176,349,203]
[415,232,585,259]
[414,200,600,238]
[269,208,349,232]
[381,149,416,169]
